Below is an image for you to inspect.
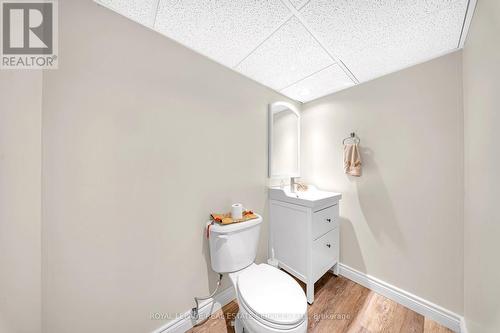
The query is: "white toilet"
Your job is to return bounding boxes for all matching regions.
[207,214,308,333]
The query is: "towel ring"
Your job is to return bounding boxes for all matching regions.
[342,132,360,145]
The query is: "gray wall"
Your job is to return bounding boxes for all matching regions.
[41,1,296,332]
[0,71,42,333]
[301,52,464,314]
[463,0,500,332]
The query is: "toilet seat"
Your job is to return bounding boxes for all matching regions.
[236,264,307,329]
[238,295,305,331]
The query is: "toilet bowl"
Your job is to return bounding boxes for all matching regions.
[207,215,307,333]
[230,263,307,333]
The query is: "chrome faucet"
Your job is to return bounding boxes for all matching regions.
[290,177,307,193]
[290,177,298,193]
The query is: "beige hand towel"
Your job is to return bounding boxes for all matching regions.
[344,144,362,177]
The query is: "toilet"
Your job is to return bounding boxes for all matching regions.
[207,214,308,333]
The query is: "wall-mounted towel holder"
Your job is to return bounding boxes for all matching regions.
[343,132,360,145]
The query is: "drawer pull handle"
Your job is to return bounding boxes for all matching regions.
[326,218,332,223]
[326,243,331,248]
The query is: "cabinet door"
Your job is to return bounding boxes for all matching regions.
[312,229,339,282]
[270,202,308,279]
[312,204,338,240]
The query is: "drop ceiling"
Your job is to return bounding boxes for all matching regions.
[94,0,475,103]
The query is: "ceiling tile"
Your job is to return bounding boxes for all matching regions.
[235,16,334,91]
[96,0,158,26]
[154,0,292,68]
[288,0,309,10]
[340,3,466,81]
[281,64,354,102]
[300,0,468,82]
[96,0,472,102]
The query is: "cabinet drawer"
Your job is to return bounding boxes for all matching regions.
[312,229,339,282]
[312,204,338,240]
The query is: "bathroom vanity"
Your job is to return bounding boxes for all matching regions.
[267,101,341,304]
[269,186,341,304]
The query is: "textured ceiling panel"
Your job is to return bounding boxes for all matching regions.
[289,0,309,10]
[235,17,334,91]
[300,0,468,81]
[341,4,466,81]
[95,0,473,102]
[281,64,355,102]
[154,0,292,67]
[96,0,158,26]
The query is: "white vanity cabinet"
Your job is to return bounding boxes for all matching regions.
[269,187,341,304]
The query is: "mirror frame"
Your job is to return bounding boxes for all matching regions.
[268,101,301,179]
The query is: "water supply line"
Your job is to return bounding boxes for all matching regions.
[191,273,223,324]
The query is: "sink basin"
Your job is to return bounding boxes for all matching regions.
[269,186,341,208]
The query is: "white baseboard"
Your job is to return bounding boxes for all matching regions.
[152,286,235,333]
[460,317,468,333]
[337,263,463,332]
[153,264,466,333]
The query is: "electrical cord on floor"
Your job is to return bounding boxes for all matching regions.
[191,273,223,326]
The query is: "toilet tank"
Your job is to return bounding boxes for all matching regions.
[207,214,262,273]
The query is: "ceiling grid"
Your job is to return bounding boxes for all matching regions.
[279,0,359,84]
[94,0,476,103]
[233,14,295,69]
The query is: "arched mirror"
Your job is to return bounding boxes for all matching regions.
[268,102,300,178]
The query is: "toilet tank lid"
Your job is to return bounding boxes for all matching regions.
[207,214,262,234]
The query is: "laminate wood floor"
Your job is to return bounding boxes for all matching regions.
[188,272,454,333]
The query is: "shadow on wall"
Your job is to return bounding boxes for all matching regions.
[0,315,12,333]
[339,216,366,273]
[201,226,221,291]
[354,147,406,252]
[192,225,225,325]
[257,195,271,265]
